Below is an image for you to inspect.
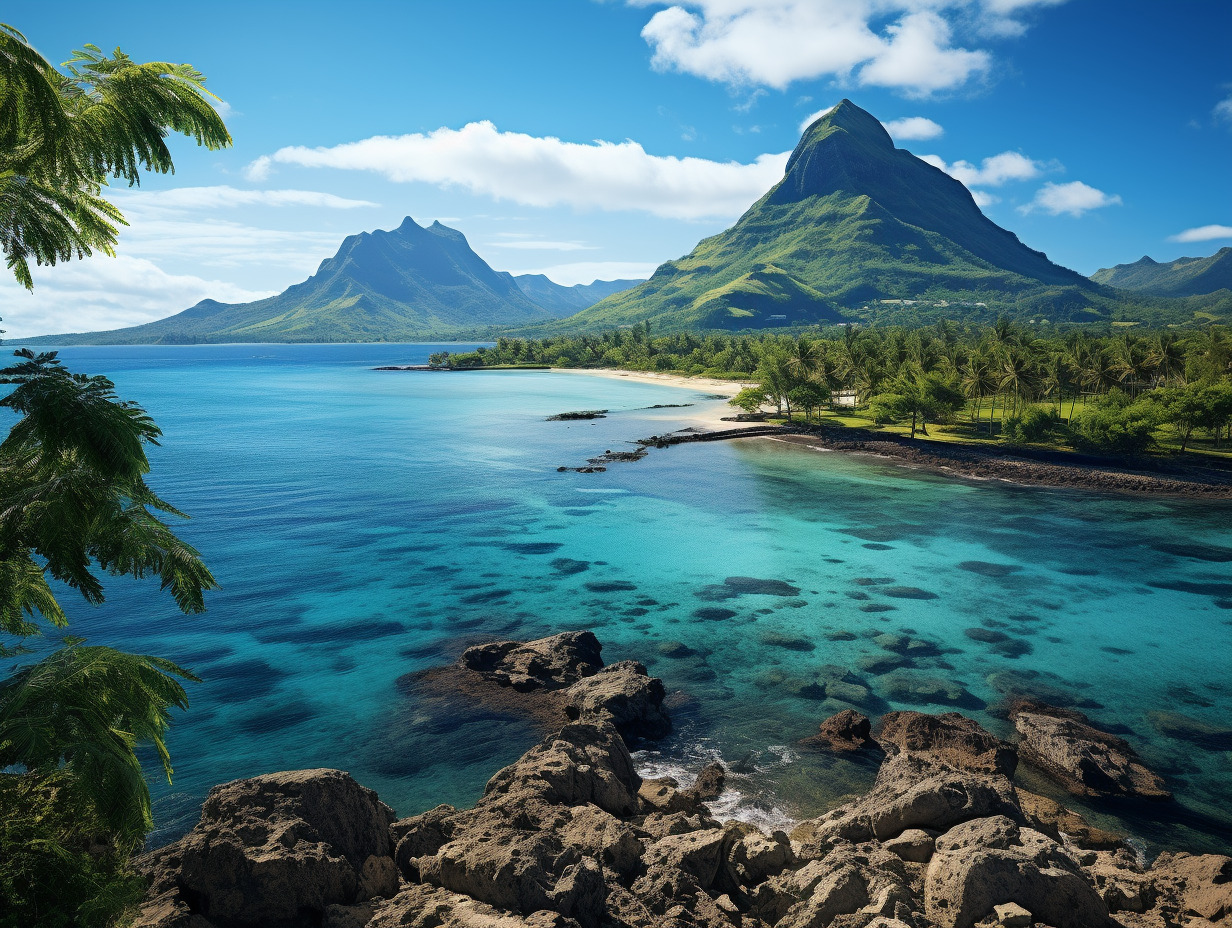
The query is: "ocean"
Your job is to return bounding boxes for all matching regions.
[15,344,1232,855]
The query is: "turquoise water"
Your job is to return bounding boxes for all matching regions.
[15,345,1232,854]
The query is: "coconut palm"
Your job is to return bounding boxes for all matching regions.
[0,25,231,288]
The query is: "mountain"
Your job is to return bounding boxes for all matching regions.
[20,219,627,344]
[513,275,642,314]
[1091,247,1232,297]
[562,100,1112,331]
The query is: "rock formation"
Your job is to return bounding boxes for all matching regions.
[134,633,1228,928]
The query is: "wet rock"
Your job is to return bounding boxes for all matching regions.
[924,815,1112,928]
[1146,709,1232,751]
[875,711,1017,777]
[687,762,727,802]
[562,660,671,740]
[805,709,878,752]
[135,769,397,928]
[1010,701,1170,801]
[460,631,603,692]
[791,754,1020,851]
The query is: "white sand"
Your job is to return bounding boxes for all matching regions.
[550,367,760,433]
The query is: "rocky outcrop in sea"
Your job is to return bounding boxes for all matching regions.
[133,633,1231,928]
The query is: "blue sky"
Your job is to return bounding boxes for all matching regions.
[5,0,1231,337]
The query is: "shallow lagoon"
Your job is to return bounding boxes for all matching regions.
[29,345,1232,853]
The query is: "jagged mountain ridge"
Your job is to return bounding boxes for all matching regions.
[18,219,641,344]
[562,100,1107,331]
[1091,247,1232,298]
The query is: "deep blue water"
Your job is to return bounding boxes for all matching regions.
[11,344,1232,854]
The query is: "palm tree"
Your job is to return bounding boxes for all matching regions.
[1147,332,1184,387]
[0,25,231,288]
[0,350,217,841]
[999,348,1037,418]
[960,352,997,430]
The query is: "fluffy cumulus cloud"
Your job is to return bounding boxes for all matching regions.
[1169,225,1232,243]
[628,0,1067,96]
[1020,181,1121,217]
[882,116,944,140]
[919,150,1040,186]
[247,121,791,221]
[0,255,277,339]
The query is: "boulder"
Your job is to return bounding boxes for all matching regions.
[1011,702,1170,800]
[875,711,1017,777]
[792,754,1020,852]
[322,883,585,928]
[924,815,1112,928]
[1148,853,1232,926]
[687,762,727,802]
[883,829,935,863]
[135,769,396,928]
[460,631,603,692]
[807,709,878,752]
[483,722,641,817]
[392,804,457,880]
[562,660,670,739]
[639,776,699,814]
[725,827,796,888]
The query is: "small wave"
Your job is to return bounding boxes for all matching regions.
[573,488,628,494]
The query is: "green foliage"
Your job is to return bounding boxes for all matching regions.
[1069,391,1162,454]
[0,25,231,288]
[1005,407,1065,443]
[0,644,197,846]
[0,349,217,631]
[0,773,145,928]
[1091,248,1232,298]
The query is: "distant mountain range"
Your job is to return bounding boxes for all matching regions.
[1091,247,1232,298]
[19,219,643,345]
[18,101,1228,345]
[563,100,1118,331]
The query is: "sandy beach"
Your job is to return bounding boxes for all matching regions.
[551,366,750,431]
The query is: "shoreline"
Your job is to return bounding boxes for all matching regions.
[552,369,1232,499]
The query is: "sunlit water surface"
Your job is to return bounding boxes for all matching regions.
[18,345,1232,855]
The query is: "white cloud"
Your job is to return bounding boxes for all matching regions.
[1215,94,1232,124]
[799,104,837,132]
[920,150,1040,186]
[1020,181,1121,217]
[484,240,599,251]
[970,190,1000,208]
[0,255,277,339]
[247,121,791,221]
[628,1,1068,96]
[508,261,660,287]
[1169,225,1232,243]
[113,186,379,212]
[882,116,944,140]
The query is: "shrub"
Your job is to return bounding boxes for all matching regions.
[1005,407,1064,443]
[1068,394,1161,453]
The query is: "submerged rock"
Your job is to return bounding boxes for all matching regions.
[1011,701,1171,801]
[1146,709,1232,751]
[460,631,603,692]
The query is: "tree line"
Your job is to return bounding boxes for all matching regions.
[430,320,1232,454]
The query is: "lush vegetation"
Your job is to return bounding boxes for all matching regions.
[1,25,225,927]
[429,321,1232,455]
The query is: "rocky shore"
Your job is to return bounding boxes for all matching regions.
[134,633,1231,928]
[631,424,1232,499]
